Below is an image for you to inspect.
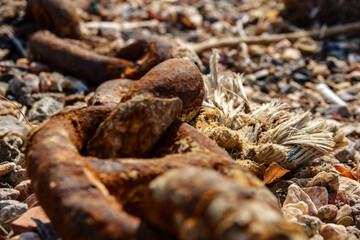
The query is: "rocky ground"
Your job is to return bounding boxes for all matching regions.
[1,0,360,239]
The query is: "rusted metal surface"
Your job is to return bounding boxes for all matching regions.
[25,0,82,38]
[26,59,306,240]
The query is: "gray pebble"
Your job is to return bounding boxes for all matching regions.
[0,188,19,200]
[28,97,64,122]
[0,200,28,230]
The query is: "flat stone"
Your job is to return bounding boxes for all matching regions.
[0,162,16,176]
[320,223,347,240]
[334,204,352,222]
[337,216,354,227]
[284,184,318,216]
[338,176,360,201]
[0,188,20,200]
[302,186,328,209]
[11,206,50,235]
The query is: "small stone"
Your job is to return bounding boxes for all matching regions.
[337,216,354,227]
[11,206,50,235]
[14,180,32,202]
[0,200,28,229]
[284,184,318,216]
[28,97,64,122]
[5,169,28,187]
[0,188,20,200]
[339,177,360,196]
[11,231,41,240]
[275,39,292,50]
[320,223,347,240]
[327,56,349,73]
[346,226,360,240]
[300,215,322,237]
[23,74,40,93]
[355,215,360,229]
[306,172,340,193]
[334,204,352,222]
[282,48,302,60]
[294,37,319,54]
[0,115,29,139]
[254,68,270,80]
[0,162,16,176]
[282,205,304,222]
[312,64,331,78]
[302,186,329,209]
[0,139,22,164]
[0,81,8,97]
[318,205,338,222]
[8,78,33,97]
[29,61,50,74]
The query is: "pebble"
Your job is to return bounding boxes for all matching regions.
[282,48,302,60]
[14,180,32,202]
[282,205,305,222]
[346,226,360,240]
[318,205,338,222]
[283,184,318,216]
[0,188,20,200]
[337,177,360,203]
[300,215,322,237]
[23,74,40,93]
[306,172,340,193]
[320,223,347,240]
[0,81,8,97]
[0,162,16,176]
[8,77,33,97]
[0,200,28,229]
[0,139,22,165]
[311,64,331,78]
[0,115,29,140]
[39,72,63,92]
[27,97,64,122]
[337,216,354,227]
[5,169,28,187]
[334,204,352,222]
[327,56,349,73]
[302,186,328,209]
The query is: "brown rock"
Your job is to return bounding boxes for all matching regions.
[11,206,50,235]
[86,94,182,158]
[306,172,340,193]
[318,205,338,222]
[337,216,354,227]
[320,223,347,240]
[23,193,38,209]
[0,162,16,176]
[14,180,32,202]
[29,61,50,74]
